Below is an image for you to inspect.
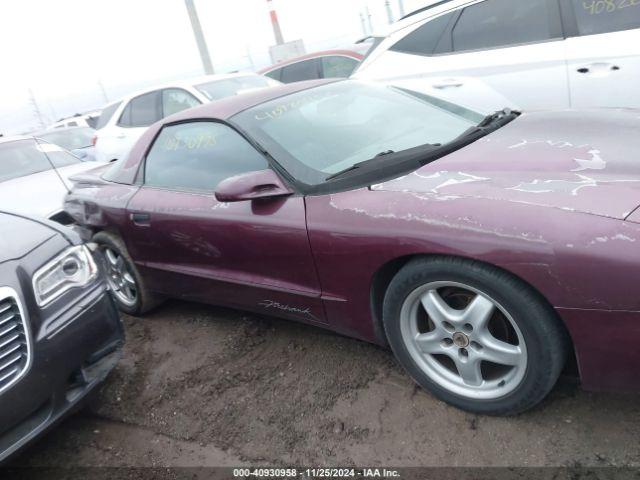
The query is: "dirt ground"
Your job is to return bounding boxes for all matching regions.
[10,300,640,469]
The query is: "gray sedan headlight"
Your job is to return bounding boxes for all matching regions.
[33,245,98,307]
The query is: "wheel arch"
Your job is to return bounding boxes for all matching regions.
[369,253,578,375]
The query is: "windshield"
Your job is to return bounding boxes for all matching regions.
[0,139,80,183]
[38,127,94,150]
[195,75,279,101]
[233,81,484,185]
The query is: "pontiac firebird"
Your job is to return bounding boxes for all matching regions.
[65,79,640,415]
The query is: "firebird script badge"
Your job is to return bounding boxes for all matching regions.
[259,300,318,321]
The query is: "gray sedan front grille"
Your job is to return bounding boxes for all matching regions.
[0,289,30,394]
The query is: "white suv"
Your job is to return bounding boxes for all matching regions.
[94,73,280,163]
[354,0,640,110]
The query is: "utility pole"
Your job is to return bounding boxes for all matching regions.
[185,0,214,75]
[397,0,406,17]
[385,0,395,24]
[365,6,374,34]
[266,0,285,45]
[28,88,46,129]
[97,80,109,104]
[360,12,368,36]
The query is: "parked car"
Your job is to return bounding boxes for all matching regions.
[93,73,280,163]
[48,111,101,130]
[259,45,371,83]
[0,136,105,224]
[0,210,123,463]
[65,79,640,415]
[35,127,97,162]
[353,0,640,110]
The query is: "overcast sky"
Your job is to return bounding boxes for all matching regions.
[0,0,430,134]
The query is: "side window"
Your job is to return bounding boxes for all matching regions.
[162,88,201,117]
[145,122,269,192]
[452,0,561,52]
[280,59,320,83]
[118,91,161,127]
[572,0,640,36]
[264,69,283,81]
[390,12,455,55]
[321,56,360,78]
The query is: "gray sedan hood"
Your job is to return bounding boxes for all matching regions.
[0,162,104,220]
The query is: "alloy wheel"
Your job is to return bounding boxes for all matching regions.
[399,281,527,400]
[102,247,138,308]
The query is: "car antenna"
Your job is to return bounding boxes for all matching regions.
[33,136,72,195]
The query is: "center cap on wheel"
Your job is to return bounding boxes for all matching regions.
[452,332,470,348]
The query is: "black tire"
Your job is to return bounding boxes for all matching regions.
[93,231,163,316]
[382,256,569,416]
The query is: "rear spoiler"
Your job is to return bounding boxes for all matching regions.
[68,164,112,187]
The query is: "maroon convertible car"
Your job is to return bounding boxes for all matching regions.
[65,79,640,415]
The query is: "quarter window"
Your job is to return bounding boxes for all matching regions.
[572,0,640,36]
[390,12,455,55]
[145,122,269,192]
[452,0,561,52]
[264,69,282,81]
[162,88,201,117]
[96,101,122,130]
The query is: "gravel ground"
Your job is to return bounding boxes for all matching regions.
[8,300,640,470]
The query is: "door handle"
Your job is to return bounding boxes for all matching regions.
[130,212,151,226]
[432,80,464,89]
[577,64,620,74]
[116,134,127,139]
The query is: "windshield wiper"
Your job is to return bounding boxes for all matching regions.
[457,108,520,140]
[325,150,396,181]
[477,108,518,128]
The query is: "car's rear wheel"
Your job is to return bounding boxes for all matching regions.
[383,256,569,415]
[93,231,162,316]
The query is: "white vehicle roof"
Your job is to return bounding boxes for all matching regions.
[372,0,463,37]
[108,72,266,106]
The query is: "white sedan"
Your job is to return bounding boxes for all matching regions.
[93,73,280,163]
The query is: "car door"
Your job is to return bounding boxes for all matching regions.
[359,0,570,110]
[563,0,640,108]
[111,90,162,162]
[124,120,326,325]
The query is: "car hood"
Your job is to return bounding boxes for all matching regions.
[0,162,106,220]
[373,110,640,220]
[0,212,66,263]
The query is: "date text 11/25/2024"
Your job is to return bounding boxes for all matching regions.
[232,468,401,478]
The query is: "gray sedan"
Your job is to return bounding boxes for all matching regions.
[0,136,106,224]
